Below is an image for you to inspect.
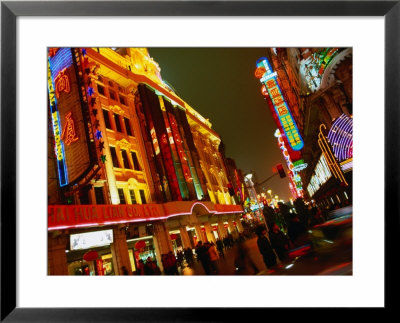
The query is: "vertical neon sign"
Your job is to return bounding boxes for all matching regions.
[275,129,304,198]
[48,59,68,186]
[256,57,304,151]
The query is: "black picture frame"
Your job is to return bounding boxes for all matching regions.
[1,1,397,321]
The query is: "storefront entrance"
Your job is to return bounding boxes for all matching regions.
[66,229,114,275]
[126,236,158,274]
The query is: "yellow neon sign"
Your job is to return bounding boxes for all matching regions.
[318,124,348,186]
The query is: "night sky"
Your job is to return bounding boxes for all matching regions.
[148,48,292,201]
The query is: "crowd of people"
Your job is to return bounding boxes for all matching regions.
[130,231,255,276]
[134,256,161,275]
[124,200,350,275]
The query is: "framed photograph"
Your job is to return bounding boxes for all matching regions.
[1,0,396,321]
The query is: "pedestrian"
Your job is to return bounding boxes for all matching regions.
[309,206,324,227]
[256,225,277,269]
[184,247,194,266]
[136,259,145,275]
[195,241,211,275]
[229,234,234,247]
[216,238,225,258]
[168,251,179,275]
[234,241,259,275]
[269,223,291,263]
[207,242,220,274]
[223,236,229,249]
[144,256,161,275]
[287,215,307,247]
[161,254,171,275]
[177,249,184,267]
[121,266,129,275]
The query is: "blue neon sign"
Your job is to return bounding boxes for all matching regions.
[256,57,304,151]
[48,56,68,186]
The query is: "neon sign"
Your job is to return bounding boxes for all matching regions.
[293,159,308,172]
[256,57,304,151]
[48,59,68,186]
[54,68,70,98]
[61,111,79,146]
[307,154,332,197]
[48,47,73,80]
[301,48,339,92]
[318,124,348,186]
[275,129,304,198]
[327,113,353,162]
[340,158,353,173]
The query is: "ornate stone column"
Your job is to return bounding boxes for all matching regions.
[203,222,216,243]
[153,221,173,255]
[110,225,132,275]
[179,226,192,249]
[227,219,238,238]
[194,224,206,243]
[48,232,68,275]
[235,217,244,233]
[217,220,228,239]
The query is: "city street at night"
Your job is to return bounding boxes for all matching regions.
[1,9,392,320]
[47,47,353,277]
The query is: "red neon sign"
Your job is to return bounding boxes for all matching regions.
[61,112,79,146]
[54,68,70,98]
[48,204,165,231]
[48,201,244,231]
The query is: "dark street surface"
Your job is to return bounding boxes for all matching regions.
[179,237,268,275]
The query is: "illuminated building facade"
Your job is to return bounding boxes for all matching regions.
[48,48,243,275]
[263,48,353,207]
[218,142,245,205]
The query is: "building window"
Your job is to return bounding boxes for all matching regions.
[129,189,137,204]
[102,109,112,129]
[139,190,146,204]
[94,186,105,204]
[121,149,130,169]
[97,84,105,95]
[108,81,114,87]
[119,95,126,105]
[109,90,117,101]
[110,146,120,168]
[118,188,126,204]
[114,113,122,132]
[131,151,141,171]
[79,189,90,205]
[124,118,133,136]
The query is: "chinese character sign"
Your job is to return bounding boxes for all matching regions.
[54,68,70,98]
[256,57,304,151]
[61,112,79,146]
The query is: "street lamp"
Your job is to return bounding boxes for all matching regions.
[274,195,279,208]
[267,189,273,207]
[244,172,265,225]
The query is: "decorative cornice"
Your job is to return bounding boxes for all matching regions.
[115,138,131,150]
[109,104,124,115]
